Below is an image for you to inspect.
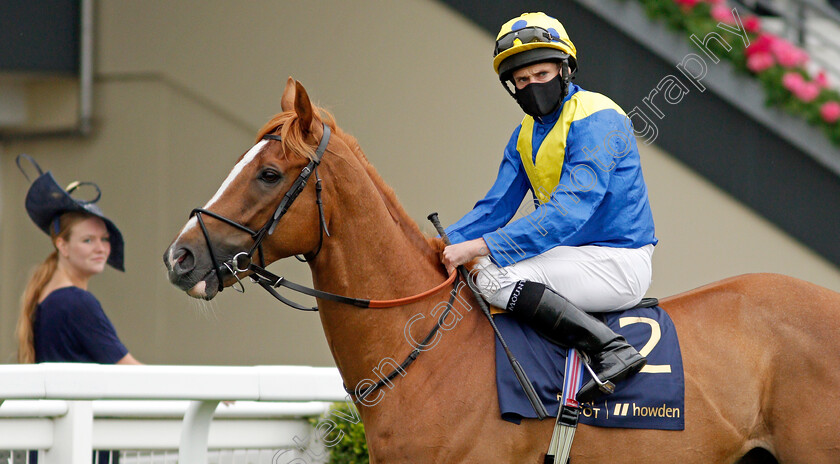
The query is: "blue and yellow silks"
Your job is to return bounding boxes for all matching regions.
[445,84,657,267]
[517,91,627,205]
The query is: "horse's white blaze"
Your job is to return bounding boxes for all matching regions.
[205,139,269,209]
[172,140,269,252]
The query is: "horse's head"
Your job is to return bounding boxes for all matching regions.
[164,78,332,299]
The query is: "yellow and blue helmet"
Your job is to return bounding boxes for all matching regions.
[493,12,577,82]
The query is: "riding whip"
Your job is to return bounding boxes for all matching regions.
[428,212,548,420]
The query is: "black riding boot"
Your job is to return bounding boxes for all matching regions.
[505,281,646,403]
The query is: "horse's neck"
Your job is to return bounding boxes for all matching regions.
[310,183,438,296]
[306,152,507,460]
[311,217,497,447]
[308,158,481,379]
[309,176,441,357]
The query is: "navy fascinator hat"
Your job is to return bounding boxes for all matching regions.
[17,155,125,272]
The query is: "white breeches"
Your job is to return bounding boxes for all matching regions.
[472,244,654,312]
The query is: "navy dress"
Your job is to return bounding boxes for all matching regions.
[34,287,128,364]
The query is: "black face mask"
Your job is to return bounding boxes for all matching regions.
[514,73,565,117]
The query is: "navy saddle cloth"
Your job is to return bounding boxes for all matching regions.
[494,304,685,430]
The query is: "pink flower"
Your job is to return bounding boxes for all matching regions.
[820,101,840,123]
[781,72,819,102]
[782,72,820,102]
[743,16,762,33]
[745,34,774,57]
[782,72,805,91]
[770,38,809,68]
[711,5,736,24]
[746,52,775,72]
[793,82,820,102]
[815,71,830,89]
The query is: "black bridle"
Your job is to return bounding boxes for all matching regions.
[184,122,465,404]
[189,123,332,299]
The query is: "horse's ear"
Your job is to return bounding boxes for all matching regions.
[280,77,296,112]
[294,81,315,134]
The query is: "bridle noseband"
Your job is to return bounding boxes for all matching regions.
[189,123,332,295]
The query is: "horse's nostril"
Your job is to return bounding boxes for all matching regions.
[173,247,195,274]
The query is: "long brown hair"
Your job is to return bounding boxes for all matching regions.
[16,211,95,363]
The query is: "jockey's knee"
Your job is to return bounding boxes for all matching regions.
[480,282,517,309]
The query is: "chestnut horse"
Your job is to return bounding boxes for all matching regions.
[164,78,840,463]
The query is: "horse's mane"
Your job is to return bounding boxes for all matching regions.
[256,107,445,262]
[340,128,446,258]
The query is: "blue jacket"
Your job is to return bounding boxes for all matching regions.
[446,84,657,267]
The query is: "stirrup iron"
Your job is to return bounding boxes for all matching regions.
[580,352,615,395]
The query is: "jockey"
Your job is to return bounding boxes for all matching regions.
[442,12,658,402]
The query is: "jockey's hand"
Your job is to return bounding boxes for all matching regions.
[441,238,490,274]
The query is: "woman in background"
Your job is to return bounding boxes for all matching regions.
[16,157,140,365]
[15,157,139,464]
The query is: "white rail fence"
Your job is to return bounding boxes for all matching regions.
[0,364,349,464]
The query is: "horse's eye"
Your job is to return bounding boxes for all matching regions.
[259,169,282,184]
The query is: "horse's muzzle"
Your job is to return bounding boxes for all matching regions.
[164,244,213,294]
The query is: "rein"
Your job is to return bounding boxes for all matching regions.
[235,252,457,311]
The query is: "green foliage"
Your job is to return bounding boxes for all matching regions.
[310,402,370,464]
[640,0,689,29]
